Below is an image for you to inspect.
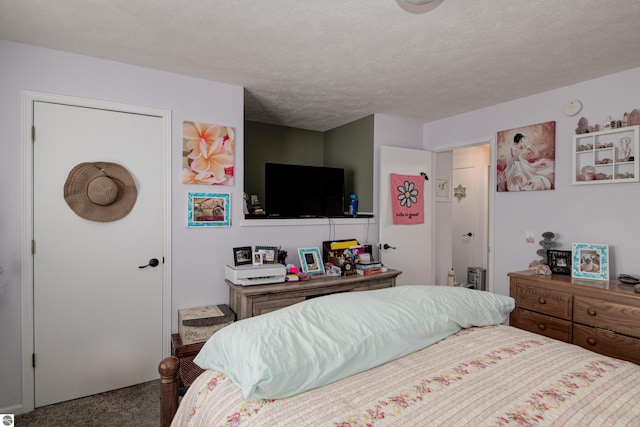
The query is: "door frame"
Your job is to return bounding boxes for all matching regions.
[430,136,495,292]
[20,91,172,413]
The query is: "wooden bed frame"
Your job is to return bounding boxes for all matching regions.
[158,356,180,427]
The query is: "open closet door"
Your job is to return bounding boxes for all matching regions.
[379,146,433,286]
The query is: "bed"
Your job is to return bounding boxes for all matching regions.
[159,285,640,426]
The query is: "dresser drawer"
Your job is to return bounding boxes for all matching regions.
[252,297,306,316]
[513,308,572,342]
[574,296,640,339]
[516,284,573,320]
[573,324,640,364]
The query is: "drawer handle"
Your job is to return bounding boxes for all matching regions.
[537,323,546,331]
[538,297,547,305]
[586,337,597,346]
[587,308,597,317]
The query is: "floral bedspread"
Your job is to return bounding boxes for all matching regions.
[172,325,640,426]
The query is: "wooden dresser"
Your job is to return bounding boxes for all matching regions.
[508,270,640,364]
[227,269,402,320]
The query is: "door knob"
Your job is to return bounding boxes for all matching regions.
[463,232,473,237]
[382,243,396,250]
[139,258,160,268]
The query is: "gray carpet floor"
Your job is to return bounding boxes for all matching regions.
[15,380,160,427]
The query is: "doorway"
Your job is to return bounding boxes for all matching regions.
[433,139,493,289]
[21,92,172,412]
[451,145,490,287]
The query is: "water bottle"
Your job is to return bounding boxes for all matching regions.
[349,194,358,216]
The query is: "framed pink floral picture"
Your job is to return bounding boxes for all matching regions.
[182,121,235,185]
[496,121,555,192]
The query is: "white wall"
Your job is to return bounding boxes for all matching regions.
[424,67,640,297]
[373,113,425,220]
[0,41,381,412]
[3,38,639,412]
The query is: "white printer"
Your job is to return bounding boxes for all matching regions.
[225,264,286,286]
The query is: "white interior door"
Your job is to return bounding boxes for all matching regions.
[452,166,477,282]
[379,146,433,286]
[33,101,165,407]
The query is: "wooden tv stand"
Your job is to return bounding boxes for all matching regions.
[227,269,402,320]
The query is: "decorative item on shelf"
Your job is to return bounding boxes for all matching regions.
[629,109,640,126]
[243,192,250,215]
[577,165,596,181]
[249,194,264,215]
[536,231,556,264]
[620,136,632,161]
[604,115,615,129]
[575,117,590,135]
[453,184,466,200]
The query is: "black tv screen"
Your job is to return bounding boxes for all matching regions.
[265,163,345,217]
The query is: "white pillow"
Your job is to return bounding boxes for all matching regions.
[194,285,514,399]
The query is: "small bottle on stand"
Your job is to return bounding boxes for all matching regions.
[349,194,358,217]
[447,268,456,286]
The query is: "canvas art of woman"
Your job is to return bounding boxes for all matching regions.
[497,121,556,192]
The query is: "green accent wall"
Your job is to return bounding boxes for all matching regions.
[244,116,373,214]
[324,115,374,213]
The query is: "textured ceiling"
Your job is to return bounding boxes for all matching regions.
[2,0,640,131]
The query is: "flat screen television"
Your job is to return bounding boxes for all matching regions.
[264,163,345,218]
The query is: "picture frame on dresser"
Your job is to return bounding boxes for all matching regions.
[547,249,572,275]
[572,243,609,281]
[255,245,278,264]
[232,246,253,266]
[298,247,325,275]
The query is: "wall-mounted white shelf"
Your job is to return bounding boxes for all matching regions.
[240,215,376,227]
[573,125,639,185]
